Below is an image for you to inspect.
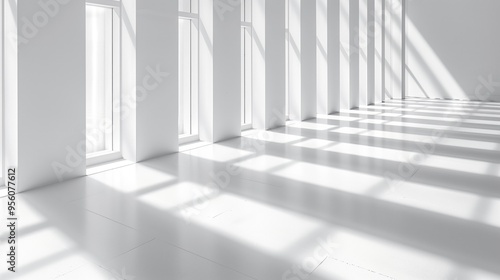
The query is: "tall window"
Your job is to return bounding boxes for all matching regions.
[285,0,290,118]
[86,2,120,161]
[241,0,252,127]
[179,0,199,140]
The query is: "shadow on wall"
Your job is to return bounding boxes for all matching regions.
[406,0,500,102]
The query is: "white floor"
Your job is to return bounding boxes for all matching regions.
[2,98,500,280]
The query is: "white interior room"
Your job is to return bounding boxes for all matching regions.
[1,0,500,279]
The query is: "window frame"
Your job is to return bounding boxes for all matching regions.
[85,0,122,166]
[241,0,252,129]
[178,0,200,144]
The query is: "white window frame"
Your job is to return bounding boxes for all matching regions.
[285,0,290,120]
[86,0,122,166]
[178,1,200,144]
[241,0,252,128]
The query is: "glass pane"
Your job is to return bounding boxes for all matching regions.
[241,1,252,126]
[86,5,113,154]
[241,27,245,124]
[179,19,192,135]
[190,19,199,135]
[245,0,252,22]
[241,0,245,21]
[244,28,252,124]
[179,0,191,13]
[191,0,199,14]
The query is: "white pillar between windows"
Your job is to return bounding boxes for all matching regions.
[316,0,328,115]
[252,0,286,129]
[5,0,86,192]
[4,0,18,189]
[391,0,403,100]
[339,0,350,110]
[367,0,375,105]
[373,0,385,104]
[317,0,341,115]
[349,0,359,109]
[380,0,386,103]
[359,0,369,107]
[199,0,241,142]
[402,0,407,100]
[384,0,392,101]
[121,0,137,162]
[398,0,405,100]
[137,0,178,160]
[384,0,403,100]
[289,0,316,121]
[328,0,341,113]
[121,0,178,162]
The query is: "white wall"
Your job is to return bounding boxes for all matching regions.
[135,0,178,160]
[4,0,18,188]
[358,0,368,106]
[338,0,389,109]
[374,0,384,104]
[339,0,350,110]
[121,0,137,162]
[406,0,500,102]
[348,0,359,108]
[316,0,328,114]
[289,0,316,121]
[317,0,341,114]
[199,0,241,142]
[328,0,341,113]
[8,0,87,192]
[121,0,178,162]
[385,0,403,100]
[4,0,179,192]
[12,0,492,191]
[252,0,286,129]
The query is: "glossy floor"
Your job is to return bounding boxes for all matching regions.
[1,98,500,280]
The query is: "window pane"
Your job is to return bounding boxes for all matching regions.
[178,1,198,138]
[190,19,199,135]
[191,0,198,14]
[86,5,113,154]
[179,18,192,135]
[241,1,252,126]
[179,0,191,13]
[245,0,252,22]
[241,0,245,21]
[241,28,245,123]
[243,27,252,124]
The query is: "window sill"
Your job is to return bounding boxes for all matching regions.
[179,134,199,145]
[87,150,122,167]
[241,123,252,131]
[179,140,211,153]
[86,158,135,176]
